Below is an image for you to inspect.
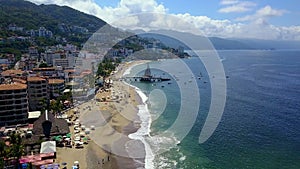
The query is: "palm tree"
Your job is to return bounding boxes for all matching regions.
[7,133,25,169]
[0,140,7,169]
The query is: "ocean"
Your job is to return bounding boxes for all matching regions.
[126,50,300,169]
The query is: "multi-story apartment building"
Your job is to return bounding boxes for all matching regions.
[48,79,65,98]
[0,83,28,126]
[27,77,49,111]
[53,58,69,68]
[32,67,56,77]
[1,69,24,78]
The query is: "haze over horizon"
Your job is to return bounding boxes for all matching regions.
[27,0,300,41]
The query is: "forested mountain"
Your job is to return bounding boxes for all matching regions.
[0,0,106,33]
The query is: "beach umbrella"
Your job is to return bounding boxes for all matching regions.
[83,137,88,143]
[64,138,71,141]
[74,161,79,165]
[74,137,80,141]
[54,136,62,142]
[80,132,85,137]
[53,163,60,168]
[85,128,90,134]
[66,133,71,138]
[21,163,28,169]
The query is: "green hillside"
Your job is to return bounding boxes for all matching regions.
[0,0,106,33]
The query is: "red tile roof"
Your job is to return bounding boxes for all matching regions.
[48,79,64,84]
[0,83,27,91]
[27,76,46,82]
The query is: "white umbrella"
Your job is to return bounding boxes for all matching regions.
[90,125,95,130]
[74,161,79,165]
[85,129,90,134]
[74,137,80,141]
[80,132,85,137]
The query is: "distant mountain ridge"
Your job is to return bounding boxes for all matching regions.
[137,30,300,50]
[1,0,300,50]
[0,0,106,33]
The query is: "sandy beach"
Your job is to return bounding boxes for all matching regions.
[55,60,149,169]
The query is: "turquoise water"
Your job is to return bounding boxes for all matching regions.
[128,50,300,169]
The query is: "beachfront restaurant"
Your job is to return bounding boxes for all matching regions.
[33,110,69,138]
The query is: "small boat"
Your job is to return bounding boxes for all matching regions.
[161,85,165,88]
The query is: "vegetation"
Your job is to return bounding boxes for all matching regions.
[0,0,108,57]
[97,58,119,79]
[38,62,48,68]
[0,40,30,59]
[49,92,72,115]
[0,0,106,33]
[0,132,25,169]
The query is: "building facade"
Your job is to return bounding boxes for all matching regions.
[48,79,65,98]
[27,77,49,111]
[0,83,28,126]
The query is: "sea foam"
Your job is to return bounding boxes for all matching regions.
[122,63,155,169]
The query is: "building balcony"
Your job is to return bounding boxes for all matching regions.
[0,107,27,113]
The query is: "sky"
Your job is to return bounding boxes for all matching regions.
[28,0,300,40]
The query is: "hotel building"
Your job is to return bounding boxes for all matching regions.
[48,79,65,98]
[27,77,49,111]
[0,83,28,126]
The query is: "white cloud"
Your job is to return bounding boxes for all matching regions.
[218,1,256,13]
[27,0,300,40]
[236,5,287,22]
[256,5,287,17]
[220,0,239,5]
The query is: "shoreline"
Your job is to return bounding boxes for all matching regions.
[85,60,151,169]
[125,82,154,169]
[113,60,154,169]
[55,60,151,169]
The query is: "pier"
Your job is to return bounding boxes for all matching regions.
[121,64,171,82]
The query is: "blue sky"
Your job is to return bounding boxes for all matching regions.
[29,0,300,40]
[92,0,300,26]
